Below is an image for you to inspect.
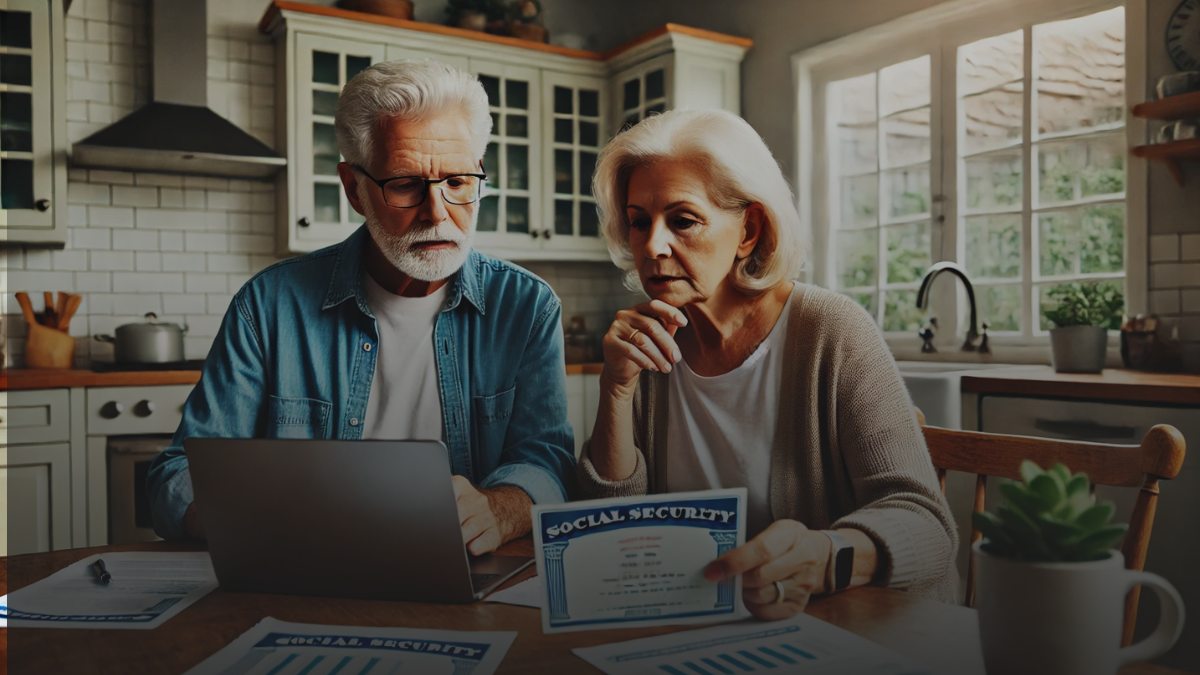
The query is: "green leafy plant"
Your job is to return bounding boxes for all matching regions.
[972,460,1127,562]
[1041,281,1124,329]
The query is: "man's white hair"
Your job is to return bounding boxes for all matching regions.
[592,108,807,294]
[334,59,492,166]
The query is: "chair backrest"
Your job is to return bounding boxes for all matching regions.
[919,417,1185,647]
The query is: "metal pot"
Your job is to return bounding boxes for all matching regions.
[94,312,189,364]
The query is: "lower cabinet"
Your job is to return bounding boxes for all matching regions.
[1,443,71,555]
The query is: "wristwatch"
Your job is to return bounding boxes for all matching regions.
[821,530,854,592]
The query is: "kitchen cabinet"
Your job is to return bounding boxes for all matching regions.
[260,3,750,260]
[0,0,68,245]
[0,389,78,555]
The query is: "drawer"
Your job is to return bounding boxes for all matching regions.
[0,389,71,445]
[86,384,195,436]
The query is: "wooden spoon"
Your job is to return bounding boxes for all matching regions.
[55,291,67,319]
[15,292,37,326]
[57,294,83,331]
[42,291,57,328]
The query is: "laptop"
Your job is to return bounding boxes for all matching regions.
[185,439,533,603]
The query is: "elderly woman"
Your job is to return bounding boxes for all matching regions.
[578,108,958,620]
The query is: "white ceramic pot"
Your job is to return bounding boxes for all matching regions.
[974,540,1185,675]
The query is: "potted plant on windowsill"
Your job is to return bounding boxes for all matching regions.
[971,461,1184,675]
[1042,281,1123,373]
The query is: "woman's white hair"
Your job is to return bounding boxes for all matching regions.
[335,59,492,166]
[592,108,807,294]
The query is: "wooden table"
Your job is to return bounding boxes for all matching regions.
[2,542,1190,675]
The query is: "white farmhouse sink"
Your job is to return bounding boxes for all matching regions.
[895,361,1022,429]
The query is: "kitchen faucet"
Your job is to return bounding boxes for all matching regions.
[915,261,990,354]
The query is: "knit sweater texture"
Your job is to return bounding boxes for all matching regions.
[576,283,960,604]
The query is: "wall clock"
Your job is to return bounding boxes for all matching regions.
[1167,0,1200,71]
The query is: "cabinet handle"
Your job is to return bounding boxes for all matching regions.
[101,401,125,419]
[1033,419,1137,441]
[36,198,51,212]
[298,217,311,228]
[530,230,540,239]
[542,229,552,239]
[134,400,155,417]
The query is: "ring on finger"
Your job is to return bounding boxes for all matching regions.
[628,329,642,343]
[773,580,786,605]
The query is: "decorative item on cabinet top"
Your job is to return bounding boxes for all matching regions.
[259,1,751,259]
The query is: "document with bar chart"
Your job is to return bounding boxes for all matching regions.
[182,617,516,675]
[573,614,934,675]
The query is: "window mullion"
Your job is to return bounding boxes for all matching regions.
[1022,24,1036,340]
[935,39,958,343]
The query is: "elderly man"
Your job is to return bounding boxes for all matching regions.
[147,60,575,555]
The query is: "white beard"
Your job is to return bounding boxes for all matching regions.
[360,187,476,282]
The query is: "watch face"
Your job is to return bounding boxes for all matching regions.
[834,546,854,590]
[1167,0,1200,71]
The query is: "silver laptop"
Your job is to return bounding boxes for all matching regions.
[185,439,532,603]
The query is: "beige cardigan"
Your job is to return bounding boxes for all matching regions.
[576,284,960,604]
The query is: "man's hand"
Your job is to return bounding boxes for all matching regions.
[452,476,532,556]
[183,502,206,540]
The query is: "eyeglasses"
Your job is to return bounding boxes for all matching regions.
[353,163,488,209]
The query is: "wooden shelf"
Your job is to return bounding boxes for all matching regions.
[1131,138,1200,186]
[1131,91,1200,121]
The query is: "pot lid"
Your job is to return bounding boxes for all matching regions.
[117,312,187,333]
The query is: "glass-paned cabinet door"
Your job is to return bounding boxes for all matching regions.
[384,45,467,70]
[293,34,385,249]
[614,56,671,135]
[542,71,608,254]
[0,0,53,229]
[470,61,540,252]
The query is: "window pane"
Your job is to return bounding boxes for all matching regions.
[623,79,640,111]
[879,55,930,116]
[479,75,500,107]
[1,91,33,152]
[553,86,573,114]
[506,144,528,190]
[506,114,528,138]
[646,69,666,100]
[579,152,597,196]
[646,103,665,115]
[883,290,923,332]
[846,292,877,317]
[960,30,1023,97]
[837,229,878,289]
[579,120,599,147]
[885,222,931,284]
[580,89,599,117]
[312,51,338,85]
[830,72,876,125]
[489,112,499,135]
[1,158,33,209]
[838,123,877,176]
[554,199,573,235]
[1037,135,1124,205]
[506,80,529,110]
[839,174,877,228]
[1035,7,1124,136]
[314,183,340,223]
[482,144,498,179]
[580,202,600,237]
[884,165,930,219]
[962,83,1023,154]
[312,123,339,175]
[554,149,572,194]
[1039,204,1125,278]
[345,55,371,82]
[965,214,1022,280]
[0,11,33,48]
[964,150,1022,211]
[554,118,572,144]
[506,196,529,233]
[477,195,498,232]
[882,107,930,168]
[312,90,338,117]
[976,284,1022,332]
[0,53,32,86]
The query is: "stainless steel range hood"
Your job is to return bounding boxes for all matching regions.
[72,0,285,178]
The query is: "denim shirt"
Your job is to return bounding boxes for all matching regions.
[147,225,576,540]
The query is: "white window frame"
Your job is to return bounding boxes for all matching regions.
[793,0,1148,355]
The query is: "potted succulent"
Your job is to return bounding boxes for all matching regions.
[972,461,1184,675]
[1042,281,1123,373]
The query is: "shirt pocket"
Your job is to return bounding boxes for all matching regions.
[473,386,516,461]
[267,395,333,439]
[473,386,516,424]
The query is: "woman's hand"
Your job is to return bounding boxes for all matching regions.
[704,520,831,620]
[600,300,688,399]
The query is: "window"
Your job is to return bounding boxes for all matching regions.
[806,2,1139,343]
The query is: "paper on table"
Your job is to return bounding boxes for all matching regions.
[573,613,936,675]
[484,576,543,608]
[182,617,517,675]
[2,552,218,630]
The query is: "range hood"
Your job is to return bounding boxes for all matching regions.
[72,0,285,178]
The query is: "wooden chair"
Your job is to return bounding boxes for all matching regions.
[916,410,1186,646]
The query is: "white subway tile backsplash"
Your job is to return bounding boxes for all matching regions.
[186,232,229,252]
[228,40,249,61]
[186,273,229,293]
[84,42,109,63]
[111,294,162,316]
[87,293,114,315]
[69,181,110,205]
[163,293,207,315]
[89,169,135,185]
[87,102,114,123]
[1150,289,1181,315]
[207,58,228,80]
[88,205,135,227]
[185,314,225,338]
[184,189,207,209]
[161,252,207,272]
[1183,234,1200,261]
[158,231,185,252]
[160,188,184,208]
[9,270,76,292]
[135,208,207,230]
[66,17,86,41]
[207,253,250,273]
[71,227,111,249]
[250,44,273,64]
[1183,289,1200,313]
[67,60,87,79]
[206,293,234,315]
[75,272,110,293]
[23,249,51,270]
[135,251,161,271]
[52,250,90,271]
[229,234,274,254]
[113,272,182,293]
[135,173,183,187]
[90,250,135,271]
[112,185,159,207]
[112,228,158,250]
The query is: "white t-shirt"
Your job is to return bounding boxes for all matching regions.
[362,274,447,441]
[666,292,794,537]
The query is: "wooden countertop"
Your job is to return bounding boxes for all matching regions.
[0,368,203,390]
[565,362,604,375]
[962,366,1200,406]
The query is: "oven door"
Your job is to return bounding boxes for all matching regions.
[108,435,172,544]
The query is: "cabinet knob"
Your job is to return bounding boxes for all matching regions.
[134,400,155,417]
[101,401,125,419]
[530,230,540,239]
[542,229,552,239]
[298,217,311,228]
[35,198,51,212]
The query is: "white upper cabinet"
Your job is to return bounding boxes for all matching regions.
[1,0,67,245]
[261,4,750,261]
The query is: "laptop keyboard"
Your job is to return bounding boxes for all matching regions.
[471,573,501,590]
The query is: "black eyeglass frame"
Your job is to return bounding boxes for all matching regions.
[352,162,488,209]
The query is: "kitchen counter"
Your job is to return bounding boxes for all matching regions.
[961,366,1200,406]
[565,363,604,375]
[1,369,203,390]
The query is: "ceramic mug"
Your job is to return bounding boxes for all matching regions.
[974,541,1185,675]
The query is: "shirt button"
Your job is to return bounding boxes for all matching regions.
[350,418,359,426]
[363,343,372,352]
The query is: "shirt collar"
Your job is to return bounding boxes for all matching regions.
[322,225,486,316]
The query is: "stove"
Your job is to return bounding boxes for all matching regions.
[90,359,206,372]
